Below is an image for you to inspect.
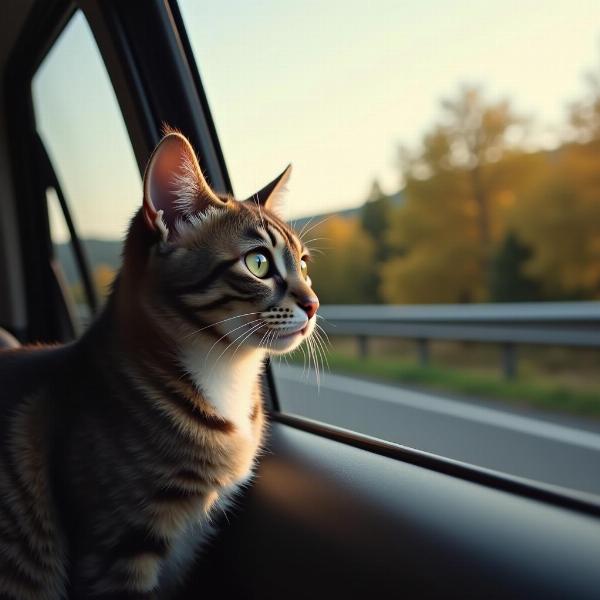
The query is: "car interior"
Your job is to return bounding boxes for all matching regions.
[1,1,600,598]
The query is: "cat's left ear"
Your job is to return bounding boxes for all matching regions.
[245,164,292,214]
[143,131,226,241]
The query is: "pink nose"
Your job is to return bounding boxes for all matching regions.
[298,296,319,319]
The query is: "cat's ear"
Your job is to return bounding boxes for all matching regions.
[245,164,292,214]
[143,131,226,240]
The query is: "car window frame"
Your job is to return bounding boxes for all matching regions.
[5,0,78,343]
[6,0,600,524]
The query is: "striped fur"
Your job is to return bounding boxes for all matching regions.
[0,133,319,598]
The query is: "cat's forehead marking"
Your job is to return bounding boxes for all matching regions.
[258,225,287,277]
[265,216,302,255]
[256,227,272,246]
[242,200,301,254]
[267,226,285,249]
[240,225,271,251]
[265,225,278,248]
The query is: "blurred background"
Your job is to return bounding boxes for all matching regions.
[36,1,600,493]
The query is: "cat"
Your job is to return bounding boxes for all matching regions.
[0,130,319,599]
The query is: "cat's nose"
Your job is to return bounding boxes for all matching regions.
[297,296,319,319]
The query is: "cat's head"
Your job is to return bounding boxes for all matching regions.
[122,130,319,357]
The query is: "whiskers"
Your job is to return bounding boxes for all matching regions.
[296,215,331,242]
[179,308,330,391]
[182,311,264,342]
[304,234,330,258]
[306,322,330,389]
[208,319,268,371]
[204,318,264,365]
[268,319,331,391]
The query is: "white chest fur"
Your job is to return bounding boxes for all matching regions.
[180,341,265,437]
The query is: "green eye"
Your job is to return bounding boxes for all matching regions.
[245,252,270,278]
[300,259,308,279]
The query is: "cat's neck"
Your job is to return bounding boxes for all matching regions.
[180,336,267,437]
[83,285,267,436]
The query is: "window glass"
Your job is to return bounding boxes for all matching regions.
[180,0,600,496]
[32,11,141,327]
[45,187,90,329]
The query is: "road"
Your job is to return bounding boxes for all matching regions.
[273,365,600,497]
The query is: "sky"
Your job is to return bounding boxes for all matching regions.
[33,1,600,242]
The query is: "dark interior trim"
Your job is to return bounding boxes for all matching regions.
[273,411,600,519]
[187,422,600,599]
[4,0,77,342]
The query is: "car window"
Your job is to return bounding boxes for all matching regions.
[173,1,600,496]
[32,11,141,328]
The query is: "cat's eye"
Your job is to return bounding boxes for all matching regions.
[300,259,308,279]
[245,252,270,278]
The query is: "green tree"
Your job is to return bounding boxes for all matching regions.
[489,232,540,302]
[358,179,393,302]
[360,179,392,261]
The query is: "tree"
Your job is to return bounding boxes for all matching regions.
[95,264,117,299]
[358,179,393,303]
[382,86,531,303]
[360,179,392,262]
[569,51,600,142]
[308,216,376,304]
[489,232,540,302]
[510,149,600,299]
[405,86,526,260]
[381,168,484,303]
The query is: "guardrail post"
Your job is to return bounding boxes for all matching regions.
[357,335,369,359]
[502,342,518,380]
[417,338,429,367]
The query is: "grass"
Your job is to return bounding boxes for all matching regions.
[291,350,600,420]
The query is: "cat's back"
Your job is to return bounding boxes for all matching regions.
[0,343,75,407]
[0,344,75,599]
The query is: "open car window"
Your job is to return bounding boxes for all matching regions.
[178,0,600,499]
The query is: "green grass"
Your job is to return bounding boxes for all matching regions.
[293,351,600,419]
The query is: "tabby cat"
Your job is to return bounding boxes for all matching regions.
[0,130,320,599]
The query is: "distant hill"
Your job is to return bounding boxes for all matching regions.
[55,238,122,284]
[290,190,404,232]
[55,190,404,283]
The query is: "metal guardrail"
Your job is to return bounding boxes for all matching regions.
[318,302,600,379]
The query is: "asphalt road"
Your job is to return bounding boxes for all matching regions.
[273,365,600,497]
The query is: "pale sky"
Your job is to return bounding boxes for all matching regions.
[34,1,600,242]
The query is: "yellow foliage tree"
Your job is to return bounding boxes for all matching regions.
[382,87,540,304]
[381,168,484,303]
[510,142,600,298]
[94,263,117,299]
[307,216,376,304]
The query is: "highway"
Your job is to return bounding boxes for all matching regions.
[273,365,600,497]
